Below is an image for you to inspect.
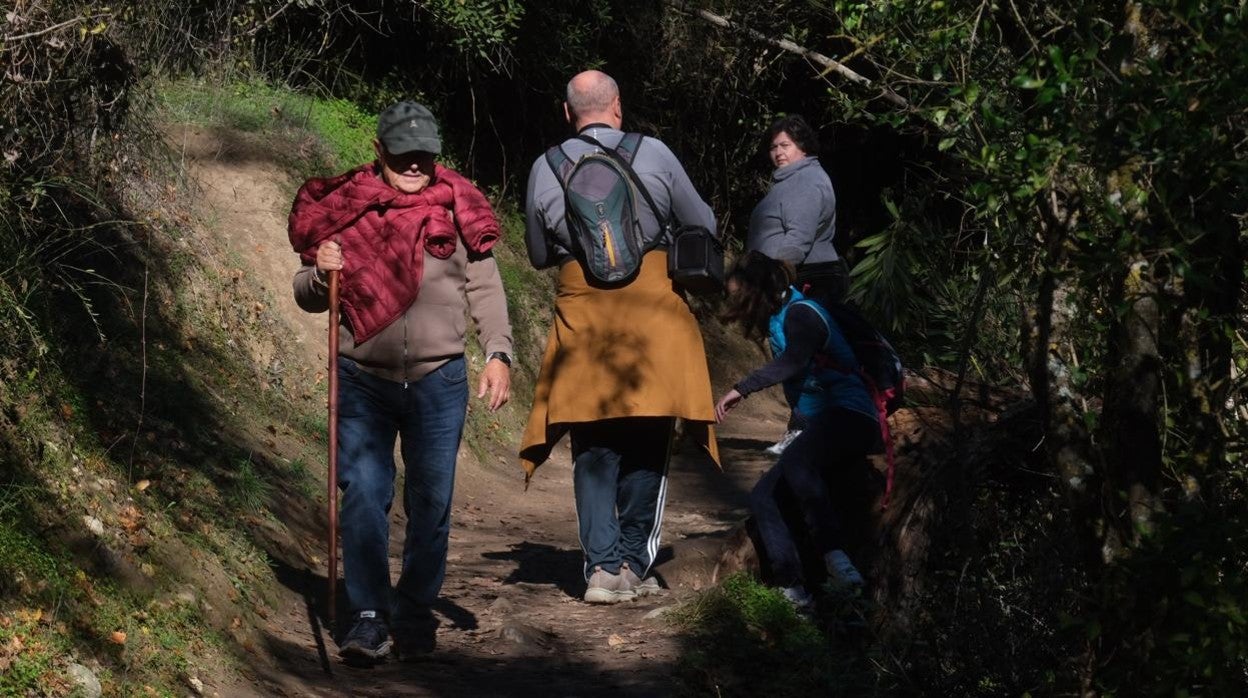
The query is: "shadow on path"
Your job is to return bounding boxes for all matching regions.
[482,542,585,599]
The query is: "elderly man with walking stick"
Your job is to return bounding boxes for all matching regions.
[289,101,514,664]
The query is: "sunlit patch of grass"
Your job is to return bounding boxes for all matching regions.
[0,607,69,696]
[230,457,272,513]
[669,573,891,697]
[158,78,375,173]
[0,515,226,697]
[83,581,229,696]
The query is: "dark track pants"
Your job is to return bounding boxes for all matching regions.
[570,417,675,580]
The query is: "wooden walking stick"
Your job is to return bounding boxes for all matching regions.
[326,269,341,631]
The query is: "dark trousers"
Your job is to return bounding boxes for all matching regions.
[335,356,467,633]
[570,417,675,580]
[796,259,851,305]
[750,407,876,586]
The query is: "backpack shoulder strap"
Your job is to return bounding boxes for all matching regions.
[613,132,645,165]
[543,143,574,187]
[790,299,835,352]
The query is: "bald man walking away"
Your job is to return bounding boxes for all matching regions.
[520,70,721,604]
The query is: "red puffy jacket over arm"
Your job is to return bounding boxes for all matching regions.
[287,163,500,343]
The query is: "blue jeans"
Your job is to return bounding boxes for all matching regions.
[750,407,876,586]
[570,418,674,580]
[336,356,467,633]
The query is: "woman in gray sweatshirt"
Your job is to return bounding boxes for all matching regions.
[746,114,848,305]
[746,114,850,454]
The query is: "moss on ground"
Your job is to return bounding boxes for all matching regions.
[668,573,896,697]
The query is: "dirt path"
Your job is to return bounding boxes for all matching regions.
[179,127,788,696]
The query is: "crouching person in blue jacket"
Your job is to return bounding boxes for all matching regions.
[714,251,877,610]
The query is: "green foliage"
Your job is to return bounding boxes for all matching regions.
[1085,499,1248,695]
[811,0,1248,689]
[0,518,66,600]
[670,574,890,696]
[424,0,526,67]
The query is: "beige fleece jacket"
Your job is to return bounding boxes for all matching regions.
[293,241,513,383]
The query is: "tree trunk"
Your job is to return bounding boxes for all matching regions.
[1023,189,1103,567]
[1183,213,1245,477]
[1100,257,1163,552]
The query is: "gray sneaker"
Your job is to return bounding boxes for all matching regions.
[824,549,865,587]
[584,566,636,604]
[619,563,664,597]
[781,585,816,612]
[765,429,802,455]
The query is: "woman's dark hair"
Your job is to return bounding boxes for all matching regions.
[765,114,819,157]
[722,251,796,339]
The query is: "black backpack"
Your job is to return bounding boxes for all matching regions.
[544,133,656,285]
[808,299,906,508]
[822,302,905,417]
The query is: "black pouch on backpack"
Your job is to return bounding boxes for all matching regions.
[667,224,724,295]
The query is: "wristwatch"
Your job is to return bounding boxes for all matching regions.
[487,351,512,367]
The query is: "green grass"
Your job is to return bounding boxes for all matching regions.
[158,79,376,173]
[231,457,272,513]
[0,517,68,601]
[0,497,74,696]
[0,513,226,697]
[669,574,893,697]
[0,608,65,697]
[285,458,317,498]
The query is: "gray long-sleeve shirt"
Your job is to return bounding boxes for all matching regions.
[524,126,717,269]
[746,156,839,265]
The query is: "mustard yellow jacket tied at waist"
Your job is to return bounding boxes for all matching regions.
[520,251,720,481]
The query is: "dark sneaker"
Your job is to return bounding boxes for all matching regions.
[339,611,392,663]
[619,563,663,597]
[393,630,436,661]
[583,566,636,604]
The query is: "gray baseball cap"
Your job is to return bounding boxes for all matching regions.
[376,101,442,155]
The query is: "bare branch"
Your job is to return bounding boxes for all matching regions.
[2,13,110,42]
[243,0,299,37]
[662,0,910,110]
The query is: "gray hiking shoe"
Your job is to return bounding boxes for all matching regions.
[619,563,663,597]
[781,585,816,612]
[583,566,636,604]
[824,549,865,587]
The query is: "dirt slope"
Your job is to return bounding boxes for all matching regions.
[177,125,791,696]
